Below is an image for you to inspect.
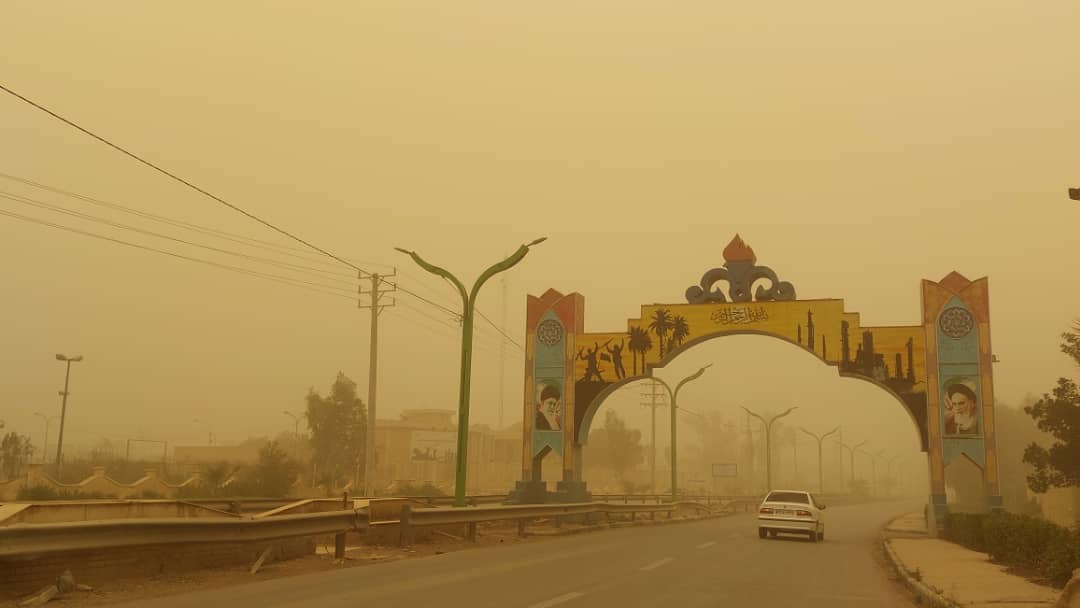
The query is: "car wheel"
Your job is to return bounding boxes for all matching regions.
[758,528,767,539]
[808,530,818,543]
[817,530,825,541]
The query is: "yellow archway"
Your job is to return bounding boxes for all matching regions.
[509,235,1003,534]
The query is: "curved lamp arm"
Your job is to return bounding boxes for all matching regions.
[821,426,840,442]
[741,406,767,427]
[469,238,546,302]
[673,363,712,401]
[394,247,469,306]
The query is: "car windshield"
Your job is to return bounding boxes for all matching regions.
[765,491,810,504]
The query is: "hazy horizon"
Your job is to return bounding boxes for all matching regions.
[2,1,1078,459]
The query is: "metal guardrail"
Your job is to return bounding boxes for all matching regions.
[405,501,673,527]
[0,509,367,558]
[0,496,737,562]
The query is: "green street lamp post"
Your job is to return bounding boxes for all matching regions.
[742,405,798,493]
[800,425,840,494]
[651,364,712,502]
[396,238,546,507]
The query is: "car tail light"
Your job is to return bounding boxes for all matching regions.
[796,510,812,517]
[759,507,774,514]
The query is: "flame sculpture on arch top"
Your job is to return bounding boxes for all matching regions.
[509,235,1002,532]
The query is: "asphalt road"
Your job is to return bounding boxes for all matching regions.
[126,500,920,608]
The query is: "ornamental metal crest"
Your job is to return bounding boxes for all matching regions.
[685,235,797,304]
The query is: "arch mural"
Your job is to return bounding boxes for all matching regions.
[509,235,1002,528]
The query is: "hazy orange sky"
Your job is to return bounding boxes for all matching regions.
[1,2,1078,459]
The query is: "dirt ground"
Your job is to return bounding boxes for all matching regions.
[2,513,714,607]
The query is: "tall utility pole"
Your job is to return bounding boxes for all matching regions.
[742,406,798,493]
[54,353,84,479]
[641,381,665,493]
[360,271,396,497]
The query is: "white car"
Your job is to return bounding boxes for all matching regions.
[757,489,827,542]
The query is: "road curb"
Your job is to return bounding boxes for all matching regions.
[880,518,957,608]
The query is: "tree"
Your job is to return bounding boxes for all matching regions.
[669,315,690,351]
[588,410,644,480]
[305,372,367,488]
[1023,378,1080,492]
[1023,323,1080,493]
[0,432,34,480]
[995,400,1046,515]
[246,441,300,497]
[628,326,653,375]
[648,309,673,358]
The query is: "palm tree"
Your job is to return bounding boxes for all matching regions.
[628,326,653,375]
[669,315,690,351]
[648,309,674,357]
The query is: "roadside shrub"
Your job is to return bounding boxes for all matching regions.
[945,512,987,552]
[946,511,1080,587]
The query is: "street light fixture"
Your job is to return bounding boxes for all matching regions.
[835,438,866,493]
[396,237,546,507]
[652,364,712,502]
[857,447,885,497]
[283,411,301,438]
[283,410,303,460]
[53,353,83,478]
[800,425,840,494]
[742,405,798,493]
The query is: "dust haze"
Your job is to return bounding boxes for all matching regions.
[1,1,1078,497]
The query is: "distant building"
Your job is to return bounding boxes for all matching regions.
[373,409,521,493]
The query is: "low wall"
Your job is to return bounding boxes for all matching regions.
[0,500,236,526]
[0,536,315,599]
[0,465,199,501]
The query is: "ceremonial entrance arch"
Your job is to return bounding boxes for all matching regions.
[511,235,1003,526]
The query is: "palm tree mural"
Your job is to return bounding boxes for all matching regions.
[648,308,674,357]
[669,315,690,351]
[628,326,653,375]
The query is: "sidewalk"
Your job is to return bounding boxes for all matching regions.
[883,512,1061,608]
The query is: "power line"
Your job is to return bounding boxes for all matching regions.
[0,171,352,269]
[0,208,360,299]
[0,207,528,358]
[476,308,523,351]
[0,190,362,286]
[0,82,362,273]
[0,87,519,331]
[0,172,493,317]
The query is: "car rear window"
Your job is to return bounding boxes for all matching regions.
[765,491,809,504]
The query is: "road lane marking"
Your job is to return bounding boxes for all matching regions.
[527,591,585,608]
[639,557,675,571]
[696,541,717,549]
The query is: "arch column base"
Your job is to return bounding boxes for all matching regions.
[988,494,1004,512]
[505,480,549,505]
[928,493,948,538]
[552,480,591,504]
